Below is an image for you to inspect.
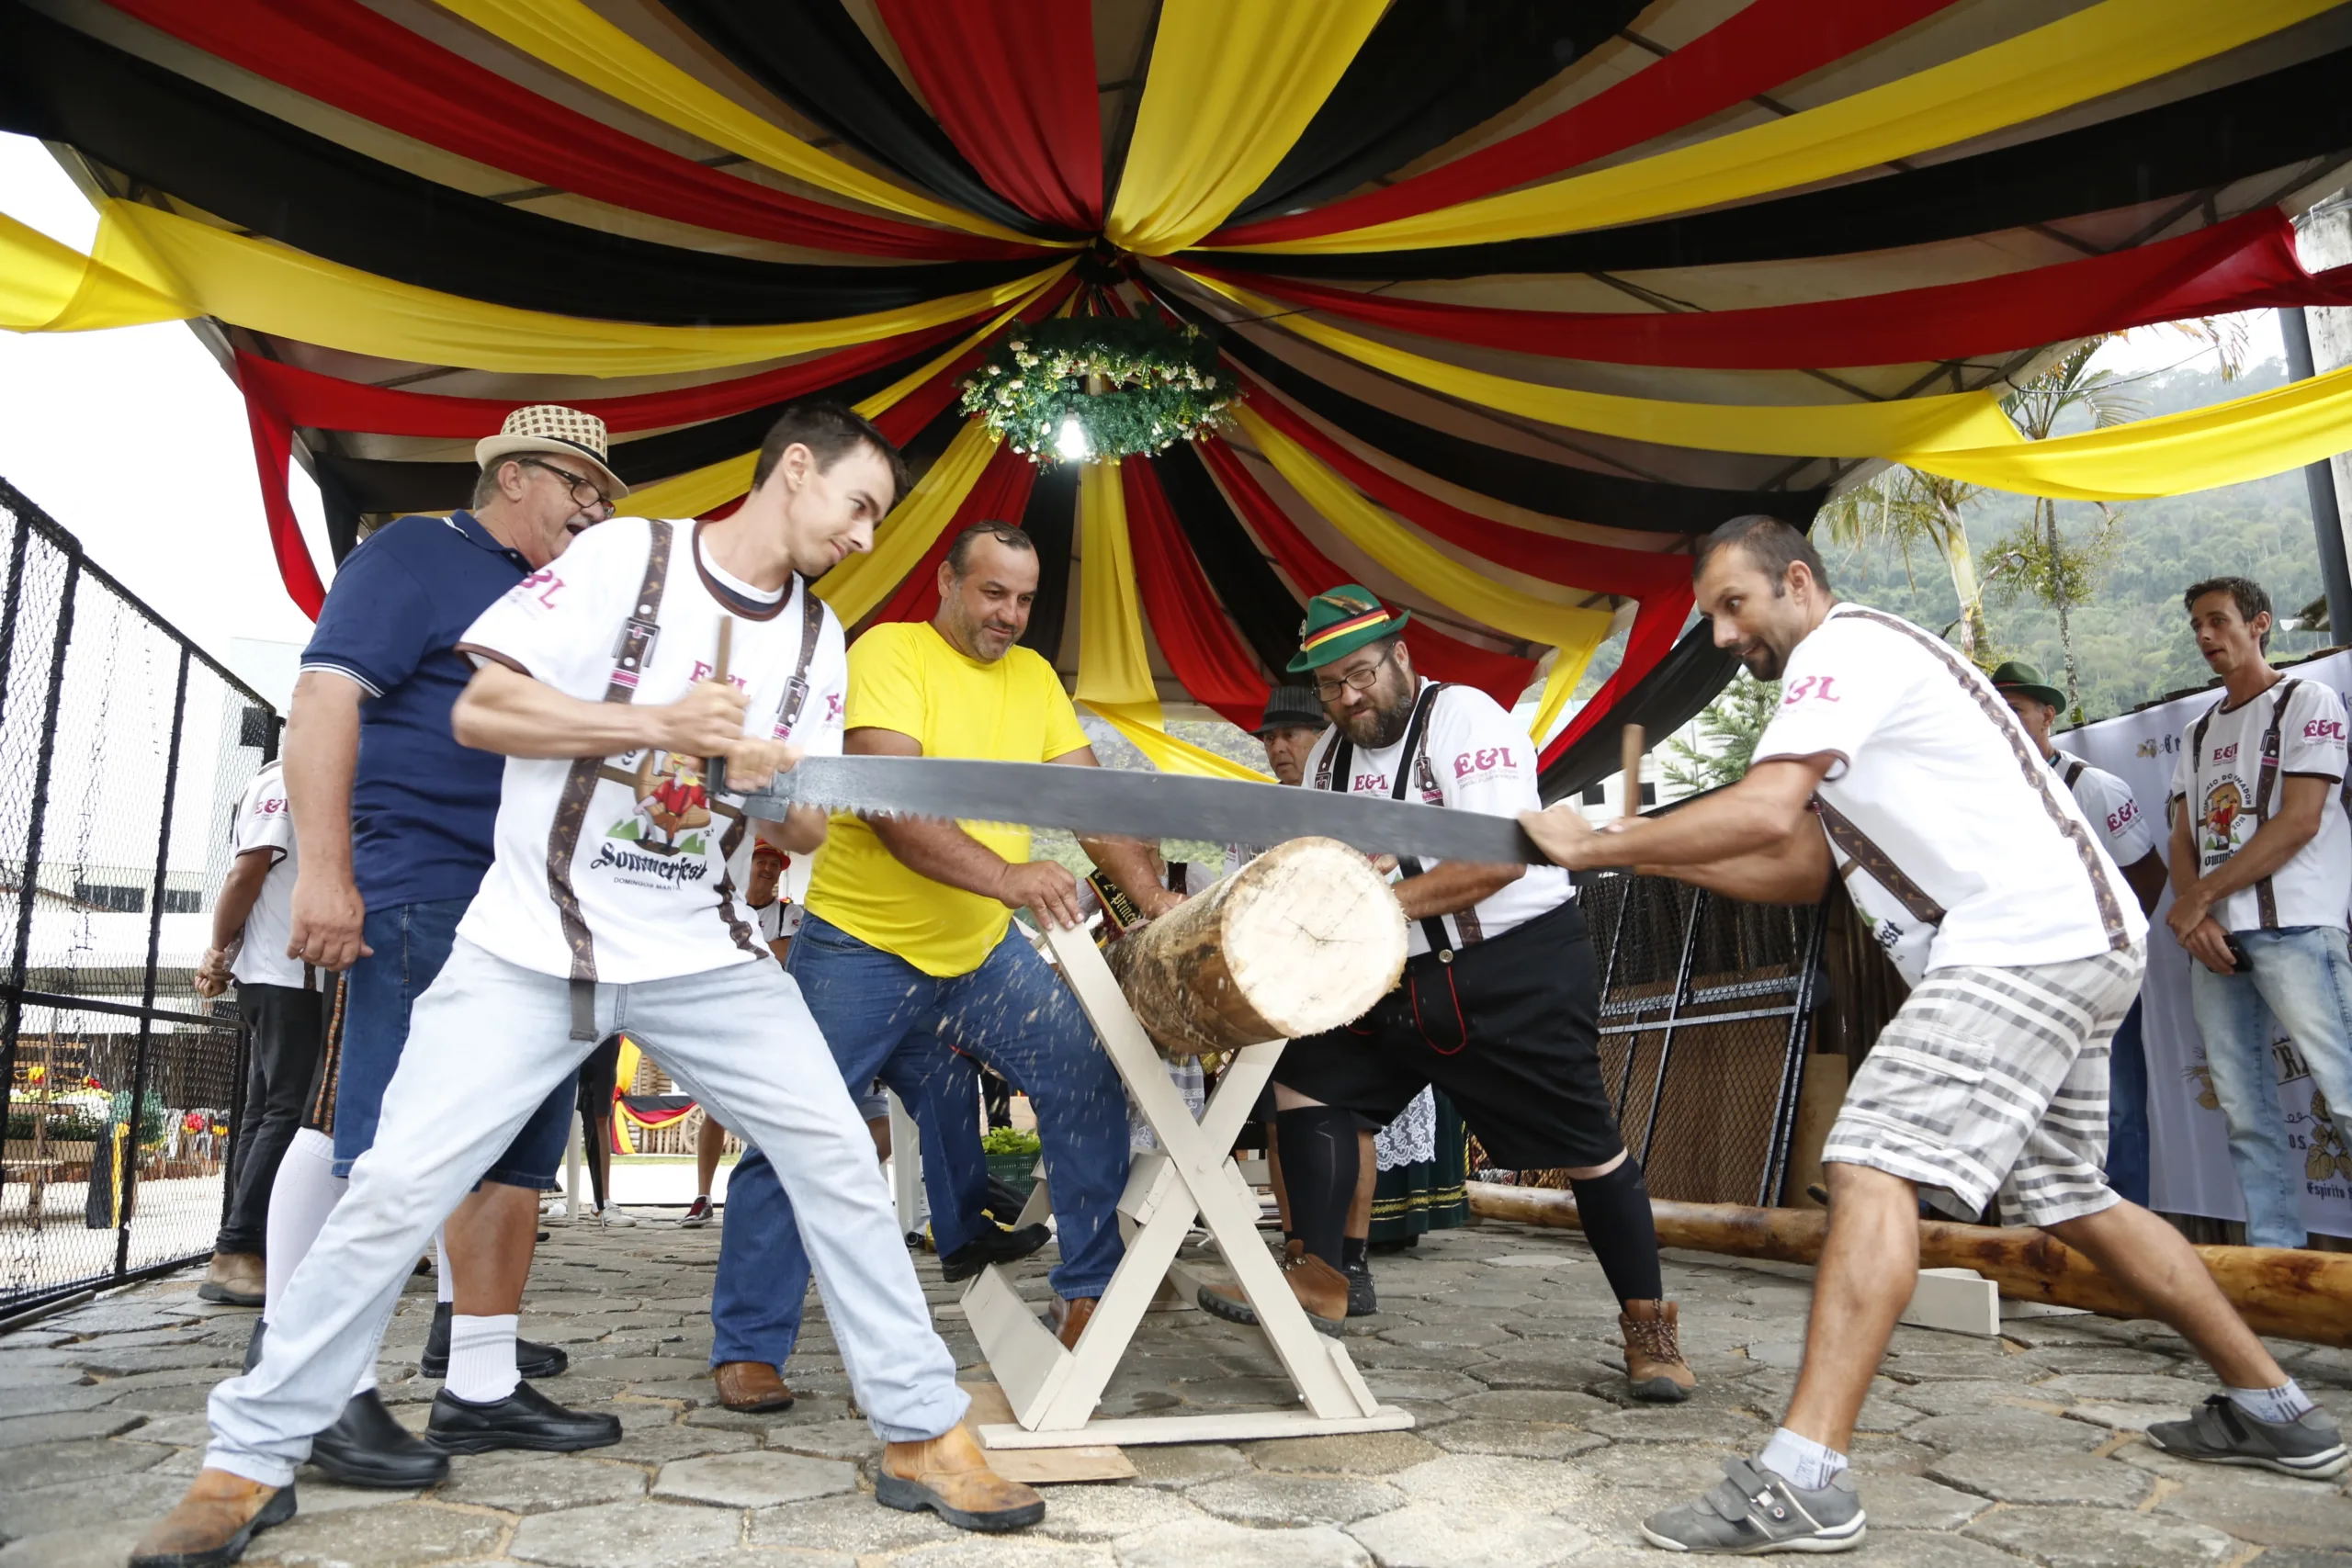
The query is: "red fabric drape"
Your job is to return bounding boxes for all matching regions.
[241,391,328,620]
[1193,436,1534,705]
[877,0,1102,231]
[1199,212,2352,368]
[1207,0,1954,249]
[1123,459,1271,728]
[1539,584,1695,768]
[866,442,1041,627]
[109,0,1035,260]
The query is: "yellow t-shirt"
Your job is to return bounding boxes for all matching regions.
[805,621,1091,976]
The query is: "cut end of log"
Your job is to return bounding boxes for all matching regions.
[1222,837,1407,1040]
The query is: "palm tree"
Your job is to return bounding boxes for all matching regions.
[1819,466,1992,661]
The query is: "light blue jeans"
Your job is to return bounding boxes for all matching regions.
[207,941,967,1485]
[2186,924,2352,1248]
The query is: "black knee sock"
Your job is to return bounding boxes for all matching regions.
[1274,1106,1359,1269]
[1340,1236,1369,1271]
[1569,1156,1664,1306]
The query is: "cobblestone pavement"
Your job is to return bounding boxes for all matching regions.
[3,1216,2346,1568]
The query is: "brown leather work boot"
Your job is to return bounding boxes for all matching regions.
[130,1468,296,1568]
[712,1360,795,1413]
[197,1251,265,1307]
[1048,1295,1096,1350]
[1620,1298,1695,1403]
[1196,1245,1350,1333]
[877,1423,1045,1531]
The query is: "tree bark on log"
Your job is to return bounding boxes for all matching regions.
[1102,836,1406,1058]
[1467,1187,2352,1348]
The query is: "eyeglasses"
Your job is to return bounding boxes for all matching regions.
[1311,644,1396,703]
[521,456,615,517]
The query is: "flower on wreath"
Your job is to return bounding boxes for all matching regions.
[958,315,1238,463]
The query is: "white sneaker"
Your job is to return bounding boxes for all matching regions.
[594,1205,638,1227]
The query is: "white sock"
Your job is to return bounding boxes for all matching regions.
[2228,1380,2316,1426]
[435,1232,455,1304]
[262,1129,345,1322]
[1759,1427,1849,1492]
[445,1313,520,1404]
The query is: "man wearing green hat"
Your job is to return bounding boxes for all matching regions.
[1199,586,1691,1402]
[1991,660,2166,1208]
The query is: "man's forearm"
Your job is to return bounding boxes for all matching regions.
[284,671,360,881]
[1578,786,1806,871]
[453,664,664,759]
[754,806,829,857]
[1396,861,1523,921]
[1078,833,1172,908]
[1640,839,1832,906]
[869,816,1014,902]
[209,856,271,953]
[2193,815,2320,905]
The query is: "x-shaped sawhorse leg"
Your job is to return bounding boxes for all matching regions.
[963,921,1412,1449]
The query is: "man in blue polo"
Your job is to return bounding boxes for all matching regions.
[270,407,624,1483]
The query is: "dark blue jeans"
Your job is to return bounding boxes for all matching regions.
[2104,998,2149,1208]
[334,897,572,1186]
[710,913,1127,1368]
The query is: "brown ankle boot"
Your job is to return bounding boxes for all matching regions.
[1048,1295,1096,1350]
[712,1361,794,1413]
[197,1251,265,1307]
[877,1424,1045,1532]
[130,1468,296,1568]
[1620,1298,1695,1403]
[1197,1247,1350,1333]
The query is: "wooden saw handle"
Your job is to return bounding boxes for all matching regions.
[706,616,734,797]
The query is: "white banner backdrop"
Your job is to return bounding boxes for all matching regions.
[2062,650,2352,1238]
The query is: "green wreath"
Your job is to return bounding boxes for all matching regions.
[959,316,1236,462]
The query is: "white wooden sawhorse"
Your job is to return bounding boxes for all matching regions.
[962,921,1411,1450]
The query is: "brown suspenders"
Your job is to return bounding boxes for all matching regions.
[2188,679,2301,931]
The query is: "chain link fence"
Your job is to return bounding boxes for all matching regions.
[0,476,275,1316]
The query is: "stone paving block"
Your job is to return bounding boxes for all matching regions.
[762,1417,882,1463]
[2014,1343,2185,1375]
[2055,1373,2214,1405]
[290,1481,423,1516]
[510,1499,744,1567]
[1234,1429,1440,1474]
[1111,1516,1370,1568]
[1963,1503,2235,1568]
[1024,1480,1206,1540]
[1451,1388,1611,1422]
[1349,1341,1494,1372]
[1122,1442,1248,1489]
[0,1433,169,1488]
[0,1470,186,1540]
[1187,1472,1403,1526]
[1844,1470,1993,1530]
[569,1355,715,1383]
[1902,1408,2108,1451]
[104,1379,217,1416]
[1346,1502,1591,1568]
[0,1407,147,1447]
[747,1492,960,1554]
[433,1452,650,1513]
[1885,1379,2071,1417]
[0,1380,119,1418]
[1377,1324,1520,1350]
[1389,1452,1604,1515]
[1817,1536,2037,1568]
[653,1450,855,1507]
[2064,1400,2189,1431]
[2152,1472,2352,1548]
[1584,1404,1767,1445]
[246,1502,507,1567]
[0,1359,94,1389]
[599,1419,762,1467]
[1462,1355,1601,1392]
[44,1303,193,1335]
[71,1344,228,1377]
[1927,1449,2149,1507]
[1428,1417,1608,1460]
[1846,1436,1943,1475]
[0,1519,149,1568]
[895,1540,1115,1568]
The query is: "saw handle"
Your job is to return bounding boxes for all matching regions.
[705,617,734,797]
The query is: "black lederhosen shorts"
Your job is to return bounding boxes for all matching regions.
[1274,895,1619,1170]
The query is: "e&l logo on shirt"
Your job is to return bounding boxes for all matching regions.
[1352,772,1390,794]
[2303,718,2346,742]
[688,662,749,690]
[1453,747,1518,779]
[517,570,562,609]
[1783,675,1840,705]
[2212,741,2239,761]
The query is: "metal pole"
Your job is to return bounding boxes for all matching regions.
[2279,307,2352,641]
[117,647,192,1278]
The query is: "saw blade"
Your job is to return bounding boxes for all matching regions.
[736,755,1549,865]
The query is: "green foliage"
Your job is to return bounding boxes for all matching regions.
[960,316,1236,462]
[980,1126,1041,1157]
[1661,673,1781,794]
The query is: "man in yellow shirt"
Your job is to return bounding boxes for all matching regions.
[709,524,1176,1405]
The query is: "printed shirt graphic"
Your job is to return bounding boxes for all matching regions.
[1754,604,2143,981]
[2050,751,2158,870]
[804,622,1091,978]
[1300,680,1571,957]
[2167,679,2351,932]
[453,517,848,983]
[227,761,312,989]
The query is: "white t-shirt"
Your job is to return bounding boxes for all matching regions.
[1303,679,1572,956]
[454,517,848,983]
[1753,604,2143,982]
[227,761,312,990]
[727,837,811,943]
[2047,750,2157,870]
[2167,677,2351,933]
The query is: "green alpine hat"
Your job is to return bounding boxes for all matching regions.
[1289,584,1411,673]
[1989,660,2064,710]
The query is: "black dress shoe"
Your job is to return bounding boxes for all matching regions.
[940,1223,1052,1283]
[425,1381,621,1454]
[419,1301,568,1381]
[309,1389,451,1488]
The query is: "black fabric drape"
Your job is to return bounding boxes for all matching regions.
[1150,441,1306,681]
[0,4,1037,323]
[663,0,1060,240]
[1227,0,1641,229]
[1017,466,1080,662]
[1537,626,1734,803]
[1208,46,2352,281]
[1204,319,1826,535]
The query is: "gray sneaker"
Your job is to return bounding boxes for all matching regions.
[2147,1394,2350,1480]
[1641,1457,1866,1554]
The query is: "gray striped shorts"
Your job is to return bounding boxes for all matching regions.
[1824,942,2144,1229]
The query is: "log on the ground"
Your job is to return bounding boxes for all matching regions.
[1103,836,1405,1057]
[1468,1187,2352,1348]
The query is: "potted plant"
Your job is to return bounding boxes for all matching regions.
[980,1125,1043,1200]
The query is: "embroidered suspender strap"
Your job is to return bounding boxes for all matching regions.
[1329,682,1458,960]
[2250,679,2301,930]
[1814,795,1947,925]
[1838,607,2132,953]
[549,517,674,1037]
[711,581,829,961]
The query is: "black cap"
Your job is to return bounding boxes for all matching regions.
[1256,685,1326,737]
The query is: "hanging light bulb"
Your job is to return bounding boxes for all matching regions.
[1055,415,1091,463]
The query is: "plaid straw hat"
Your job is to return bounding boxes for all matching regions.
[1256,685,1326,735]
[476,405,628,500]
[1288,583,1411,672]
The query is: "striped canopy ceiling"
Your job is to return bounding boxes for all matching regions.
[7,0,2352,795]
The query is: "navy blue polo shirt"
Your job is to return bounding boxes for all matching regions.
[300,512,531,909]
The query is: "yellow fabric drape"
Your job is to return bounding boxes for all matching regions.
[0,211,188,331]
[1905,361,2352,502]
[52,199,1069,378]
[812,420,1001,625]
[1190,276,2021,458]
[1086,702,1274,782]
[608,1036,643,1155]
[1105,0,1386,256]
[1074,460,1158,708]
[1236,403,1617,685]
[1211,0,2337,254]
[1525,644,1600,747]
[434,0,1047,247]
